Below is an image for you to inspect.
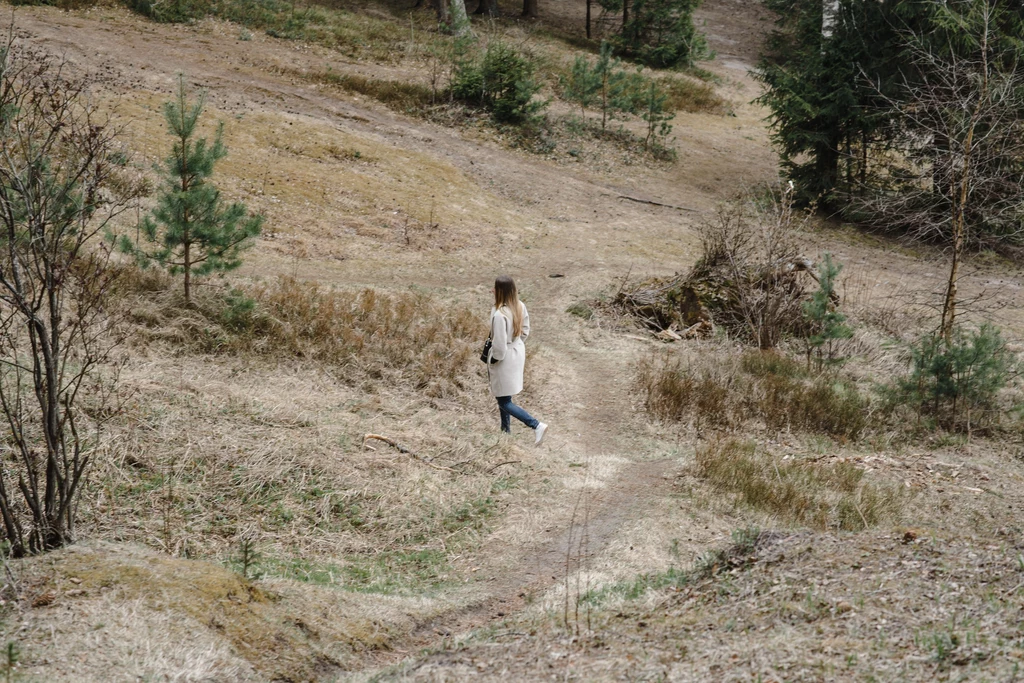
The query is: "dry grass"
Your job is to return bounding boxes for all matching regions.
[656,75,727,114]
[78,349,528,598]
[2,540,444,681]
[693,439,904,531]
[309,70,438,112]
[71,269,538,603]
[122,272,479,398]
[397,528,1024,681]
[636,349,870,441]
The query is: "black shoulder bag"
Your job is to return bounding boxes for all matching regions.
[480,312,499,364]
[480,338,497,364]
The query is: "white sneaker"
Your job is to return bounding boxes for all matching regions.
[534,422,548,446]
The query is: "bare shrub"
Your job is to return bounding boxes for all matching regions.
[123,275,478,397]
[695,185,812,349]
[0,42,136,555]
[694,439,903,530]
[619,185,818,348]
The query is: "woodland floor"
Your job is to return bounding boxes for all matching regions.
[2,0,1024,681]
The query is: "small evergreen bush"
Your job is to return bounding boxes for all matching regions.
[802,253,853,372]
[453,42,546,124]
[560,43,642,132]
[890,324,1017,432]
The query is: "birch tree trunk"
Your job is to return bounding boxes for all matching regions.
[448,0,471,35]
[822,0,839,39]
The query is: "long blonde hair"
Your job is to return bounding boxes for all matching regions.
[494,275,524,339]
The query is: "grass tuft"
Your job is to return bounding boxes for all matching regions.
[637,350,868,440]
[694,439,904,530]
[311,71,437,112]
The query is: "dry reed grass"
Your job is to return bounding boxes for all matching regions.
[694,439,904,530]
[122,272,479,398]
[636,349,869,440]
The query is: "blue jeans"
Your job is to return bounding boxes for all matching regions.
[497,396,539,433]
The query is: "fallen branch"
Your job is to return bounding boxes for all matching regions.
[618,195,699,213]
[486,460,521,473]
[362,434,461,474]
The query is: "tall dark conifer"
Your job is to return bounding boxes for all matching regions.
[755,0,909,205]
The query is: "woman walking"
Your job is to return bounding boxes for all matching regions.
[487,275,548,445]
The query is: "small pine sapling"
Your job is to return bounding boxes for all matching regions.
[594,42,641,133]
[123,76,262,303]
[640,79,673,149]
[561,54,602,120]
[803,253,853,371]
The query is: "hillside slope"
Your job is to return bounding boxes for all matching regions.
[1,1,1024,681]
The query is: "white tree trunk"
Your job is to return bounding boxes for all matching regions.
[822,0,840,39]
[449,0,472,36]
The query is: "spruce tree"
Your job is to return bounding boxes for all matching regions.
[755,0,907,206]
[617,0,709,69]
[126,77,262,303]
[756,0,1024,209]
[802,253,852,372]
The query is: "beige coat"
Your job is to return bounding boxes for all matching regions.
[487,303,530,397]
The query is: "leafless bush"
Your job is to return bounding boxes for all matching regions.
[695,185,814,349]
[619,185,817,348]
[0,42,135,555]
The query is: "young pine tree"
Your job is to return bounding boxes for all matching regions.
[617,0,710,68]
[803,253,853,371]
[640,79,673,149]
[125,77,262,303]
[562,54,602,119]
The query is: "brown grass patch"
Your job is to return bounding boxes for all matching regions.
[636,350,869,440]
[124,274,479,398]
[310,70,438,112]
[695,439,903,530]
[657,75,727,114]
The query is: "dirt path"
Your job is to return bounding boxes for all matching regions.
[359,309,681,674]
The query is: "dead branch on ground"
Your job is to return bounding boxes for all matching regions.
[362,434,462,474]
